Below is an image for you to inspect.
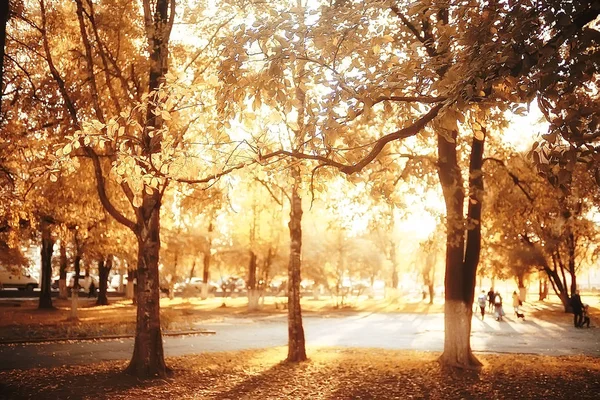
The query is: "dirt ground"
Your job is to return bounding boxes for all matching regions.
[1,347,599,399]
[1,294,597,341]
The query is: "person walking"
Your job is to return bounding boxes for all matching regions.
[571,290,584,328]
[477,290,487,320]
[512,291,520,314]
[581,304,591,328]
[487,288,495,312]
[494,292,504,321]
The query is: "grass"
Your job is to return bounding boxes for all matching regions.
[1,347,599,399]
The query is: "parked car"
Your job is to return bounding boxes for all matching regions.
[0,269,38,291]
[175,277,218,295]
[109,274,128,290]
[217,277,246,293]
[68,274,99,292]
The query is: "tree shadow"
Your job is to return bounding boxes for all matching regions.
[208,359,312,400]
[0,363,159,400]
[327,359,485,400]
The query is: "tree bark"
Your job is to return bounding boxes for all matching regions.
[73,252,81,293]
[124,0,173,378]
[287,165,307,362]
[437,130,484,369]
[125,193,167,378]
[390,242,399,289]
[38,219,54,309]
[248,250,260,310]
[97,255,112,306]
[202,220,213,283]
[0,0,8,113]
[59,240,68,299]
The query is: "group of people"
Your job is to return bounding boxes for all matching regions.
[477,288,523,321]
[476,288,593,328]
[571,290,591,328]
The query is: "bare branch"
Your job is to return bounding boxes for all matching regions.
[483,157,534,203]
[75,0,104,123]
[260,103,443,175]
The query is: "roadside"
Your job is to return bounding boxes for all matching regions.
[1,295,597,343]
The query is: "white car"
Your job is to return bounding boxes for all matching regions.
[0,269,38,291]
[176,277,218,294]
[109,274,128,290]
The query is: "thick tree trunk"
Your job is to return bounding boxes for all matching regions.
[38,219,54,309]
[97,255,112,306]
[287,166,306,362]
[59,240,68,299]
[125,196,167,378]
[437,130,484,369]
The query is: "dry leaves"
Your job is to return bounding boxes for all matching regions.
[1,348,599,399]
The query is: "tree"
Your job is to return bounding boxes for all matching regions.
[242,0,599,368]
[12,0,246,377]
[485,156,600,311]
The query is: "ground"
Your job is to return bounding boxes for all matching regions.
[1,294,599,399]
[1,347,600,399]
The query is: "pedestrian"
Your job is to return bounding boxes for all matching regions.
[477,290,487,320]
[571,290,584,328]
[88,279,96,298]
[581,304,591,328]
[487,288,495,312]
[512,290,520,314]
[494,292,504,321]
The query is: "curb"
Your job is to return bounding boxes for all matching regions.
[0,329,216,345]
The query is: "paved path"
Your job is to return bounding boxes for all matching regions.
[1,313,598,370]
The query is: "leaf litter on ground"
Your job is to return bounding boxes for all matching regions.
[1,347,599,399]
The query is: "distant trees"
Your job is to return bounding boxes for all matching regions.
[485,155,600,311]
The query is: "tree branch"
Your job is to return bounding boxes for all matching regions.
[483,157,534,203]
[260,103,443,175]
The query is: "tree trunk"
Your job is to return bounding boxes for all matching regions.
[428,283,435,305]
[390,241,398,289]
[70,289,79,320]
[287,166,306,362]
[73,252,81,293]
[59,240,68,300]
[437,130,484,369]
[0,0,8,113]
[202,220,213,283]
[248,251,260,311]
[125,195,167,378]
[126,267,135,300]
[539,278,548,301]
[97,255,112,306]
[38,219,54,309]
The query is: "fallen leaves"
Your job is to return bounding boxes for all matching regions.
[1,348,600,399]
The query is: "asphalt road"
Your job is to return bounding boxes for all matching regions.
[1,312,599,370]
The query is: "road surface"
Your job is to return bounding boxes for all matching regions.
[1,312,598,370]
